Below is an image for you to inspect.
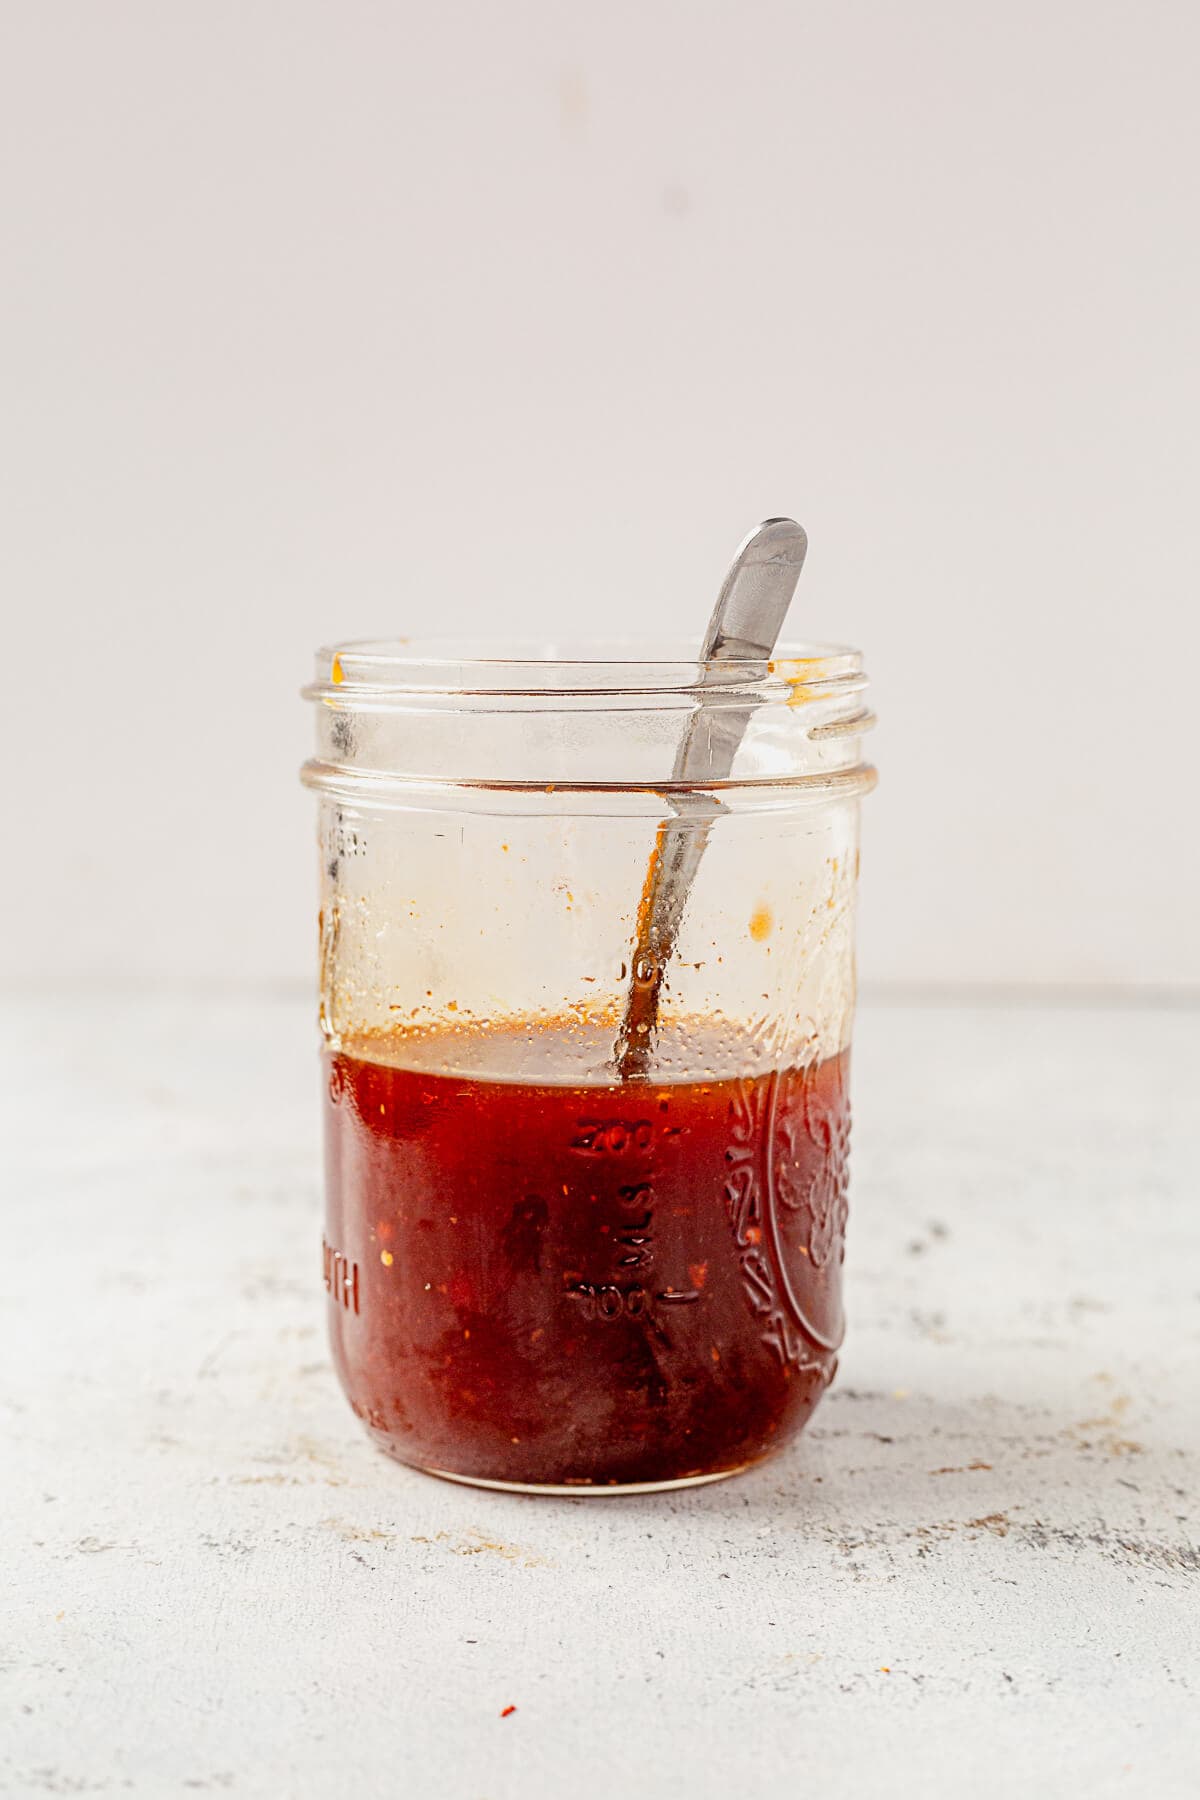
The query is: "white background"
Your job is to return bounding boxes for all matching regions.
[3,0,1197,993]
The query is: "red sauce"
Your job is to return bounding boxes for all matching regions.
[323,1023,851,1489]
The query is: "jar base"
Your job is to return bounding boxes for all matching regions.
[420,1460,754,1496]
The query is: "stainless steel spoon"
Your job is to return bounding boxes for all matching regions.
[614,518,809,1079]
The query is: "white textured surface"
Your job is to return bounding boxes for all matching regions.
[3,993,1198,1797]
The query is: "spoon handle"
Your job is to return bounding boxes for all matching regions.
[614,520,808,1079]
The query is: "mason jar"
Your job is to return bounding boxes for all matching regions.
[302,638,875,1493]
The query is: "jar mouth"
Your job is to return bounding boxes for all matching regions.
[305,635,865,701]
[302,634,875,805]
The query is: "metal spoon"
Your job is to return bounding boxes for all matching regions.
[613,518,809,1079]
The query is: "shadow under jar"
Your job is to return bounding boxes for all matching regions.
[302,638,875,1494]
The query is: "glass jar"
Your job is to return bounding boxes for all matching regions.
[302,637,875,1493]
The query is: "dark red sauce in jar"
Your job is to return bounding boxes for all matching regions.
[322,1021,850,1490]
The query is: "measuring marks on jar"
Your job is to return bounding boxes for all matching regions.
[322,1237,360,1315]
[563,1108,699,1326]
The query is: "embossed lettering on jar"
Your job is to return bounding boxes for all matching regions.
[303,638,875,1493]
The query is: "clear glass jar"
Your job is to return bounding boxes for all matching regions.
[302,637,875,1493]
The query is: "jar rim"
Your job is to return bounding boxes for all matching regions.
[306,635,865,700]
[302,633,875,804]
